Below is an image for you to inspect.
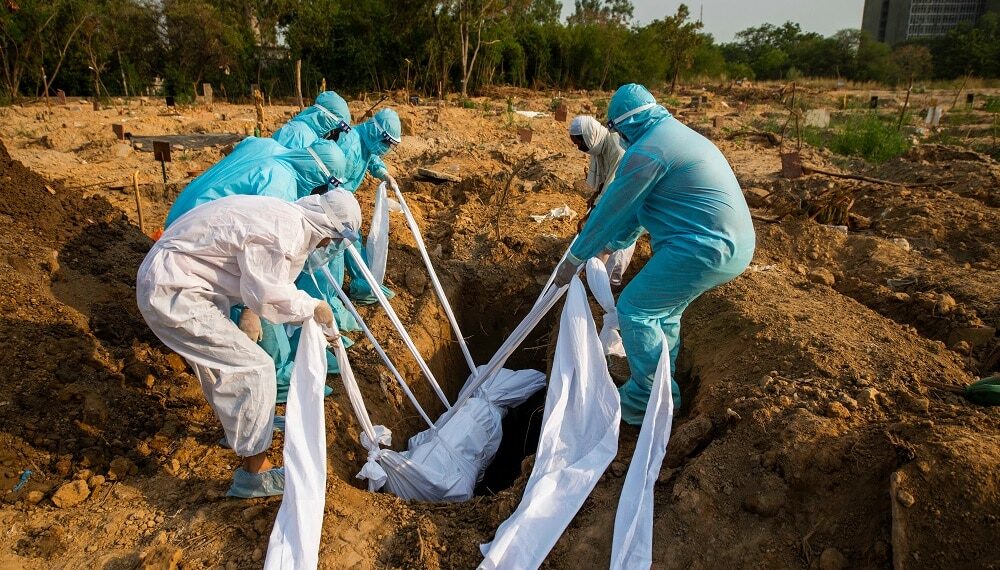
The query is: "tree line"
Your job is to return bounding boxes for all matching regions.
[2,0,998,103]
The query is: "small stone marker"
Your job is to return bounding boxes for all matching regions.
[804,109,831,128]
[781,152,804,179]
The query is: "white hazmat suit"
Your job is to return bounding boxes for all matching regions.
[137,191,361,458]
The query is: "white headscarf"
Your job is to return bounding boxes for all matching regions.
[569,116,624,197]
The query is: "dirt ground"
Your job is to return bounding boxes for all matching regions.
[0,85,997,570]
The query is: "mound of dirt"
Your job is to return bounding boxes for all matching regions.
[1,90,999,570]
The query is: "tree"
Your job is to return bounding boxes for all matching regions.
[162,0,243,96]
[567,0,633,89]
[656,4,703,93]
[0,0,89,99]
[855,31,893,82]
[455,0,501,97]
[890,44,933,83]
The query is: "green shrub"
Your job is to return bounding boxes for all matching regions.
[828,114,910,164]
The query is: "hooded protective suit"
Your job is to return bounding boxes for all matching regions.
[567,84,755,425]
[163,138,355,402]
[164,138,347,227]
[569,115,624,197]
[273,91,353,149]
[137,191,361,457]
[337,108,401,191]
[328,108,402,303]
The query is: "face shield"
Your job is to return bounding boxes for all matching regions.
[606,102,656,145]
[314,104,352,142]
[306,239,350,273]
[371,117,401,156]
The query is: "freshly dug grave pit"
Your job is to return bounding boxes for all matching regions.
[3,110,1000,570]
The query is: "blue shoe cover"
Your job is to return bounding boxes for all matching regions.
[226,467,285,498]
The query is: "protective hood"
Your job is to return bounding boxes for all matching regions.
[274,139,348,196]
[294,188,362,245]
[285,91,352,139]
[316,91,352,125]
[607,84,672,148]
[357,108,401,158]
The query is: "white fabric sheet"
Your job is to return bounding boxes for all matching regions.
[585,258,626,358]
[263,319,328,570]
[479,277,620,569]
[610,342,674,569]
[380,367,546,502]
[366,182,390,284]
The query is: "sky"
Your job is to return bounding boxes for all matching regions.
[561,0,868,43]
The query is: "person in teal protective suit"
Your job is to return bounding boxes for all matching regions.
[552,84,756,425]
[164,138,351,403]
[272,91,353,149]
[165,137,346,227]
[310,107,403,305]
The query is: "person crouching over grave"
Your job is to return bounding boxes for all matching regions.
[553,84,756,425]
[136,190,361,498]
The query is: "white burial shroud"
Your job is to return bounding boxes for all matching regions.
[379,367,546,502]
[479,277,621,569]
[263,318,328,570]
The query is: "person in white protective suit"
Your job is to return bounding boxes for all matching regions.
[136,190,362,498]
[568,115,635,287]
[569,115,623,197]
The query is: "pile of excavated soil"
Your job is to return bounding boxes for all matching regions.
[0,89,998,570]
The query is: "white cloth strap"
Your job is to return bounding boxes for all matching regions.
[610,340,674,568]
[345,243,452,409]
[585,258,626,358]
[392,185,477,373]
[479,277,620,568]
[310,266,435,429]
[366,182,390,284]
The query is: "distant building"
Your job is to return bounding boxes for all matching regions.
[862,0,1000,44]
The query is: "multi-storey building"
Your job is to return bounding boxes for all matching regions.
[862,0,1000,44]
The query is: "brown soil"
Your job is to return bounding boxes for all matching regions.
[0,89,997,570]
